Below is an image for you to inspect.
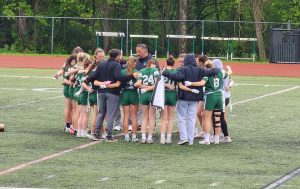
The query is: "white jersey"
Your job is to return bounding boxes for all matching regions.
[222,77,231,99]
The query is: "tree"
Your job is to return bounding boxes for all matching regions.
[178,0,187,53]
[102,0,111,52]
[252,0,266,60]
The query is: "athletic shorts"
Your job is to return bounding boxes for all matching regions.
[139,91,153,105]
[204,94,223,111]
[63,85,70,98]
[77,91,88,105]
[89,92,97,106]
[165,92,177,106]
[120,90,139,106]
[69,86,75,100]
[73,86,80,102]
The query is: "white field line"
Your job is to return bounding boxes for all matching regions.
[0,74,53,79]
[0,88,26,91]
[234,83,295,87]
[0,88,61,91]
[0,141,101,176]
[0,74,297,87]
[0,132,124,177]
[262,167,300,189]
[231,86,300,106]
[0,95,63,109]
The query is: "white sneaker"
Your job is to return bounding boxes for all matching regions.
[141,138,147,144]
[113,125,122,131]
[160,138,165,144]
[166,139,172,144]
[147,138,154,144]
[199,140,210,145]
[81,131,88,138]
[101,134,107,139]
[222,136,232,143]
[131,137,139,143]
[76,131,82,138]
[128,125,132,131]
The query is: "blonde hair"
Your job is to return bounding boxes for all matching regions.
[126,56,136,75]
[77,53,90,68]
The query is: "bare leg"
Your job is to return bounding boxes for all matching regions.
[130,105,138,136]
[141,105,149,143]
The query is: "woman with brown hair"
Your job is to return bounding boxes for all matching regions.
[134,59,160,144]
[119,56,139,142]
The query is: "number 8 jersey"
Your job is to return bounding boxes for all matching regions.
[203,70,228,95]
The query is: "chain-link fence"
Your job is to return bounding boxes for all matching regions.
[0,16,298,59]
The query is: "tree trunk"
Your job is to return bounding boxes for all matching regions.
[33,0,40,44]
[214,0,221,36]
[252,0,266,60]
[102,0,110,52]
[178,0,187,54]
[17,10,28,49]
[142,0,149,44]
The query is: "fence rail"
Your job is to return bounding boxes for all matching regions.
[0,15,298,59]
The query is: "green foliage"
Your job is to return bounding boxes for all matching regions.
[0,0,299,56]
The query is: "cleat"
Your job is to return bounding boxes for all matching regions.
[199,140,210,145]
[221,136,232,143]
[90,134,99,141]
[105,137,117,142]
[147,138,154,144]
[113,125,122,131]
[125,138,131,142]
[177,140,188,145]
[131,137,139,143]
[141,138,147,144]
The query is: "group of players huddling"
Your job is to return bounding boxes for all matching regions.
[54,44,233,145]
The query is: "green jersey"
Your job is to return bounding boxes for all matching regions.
[122,69,138,90]
[203,70,228,95]
[138,67,160,86]
[88,68,97,90]
[63,64,72,80]
[163,68,177,93]
[75,72,86,87]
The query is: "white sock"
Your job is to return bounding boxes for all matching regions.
[132,134,137,139]
[142,133,146,139]
[76,129,82,137]
[160,134,165,141]
[214,135,220,143]
[81,130,87,137]
[204,134,210,142]
[125,134,129,139]
[167,134,172,141]
[147,134,153,140]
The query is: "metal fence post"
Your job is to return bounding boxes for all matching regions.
[201,20,204,55]
[51,17,54,54]
[126,19,129,56]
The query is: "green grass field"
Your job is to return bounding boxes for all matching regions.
[0,68,300,189]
